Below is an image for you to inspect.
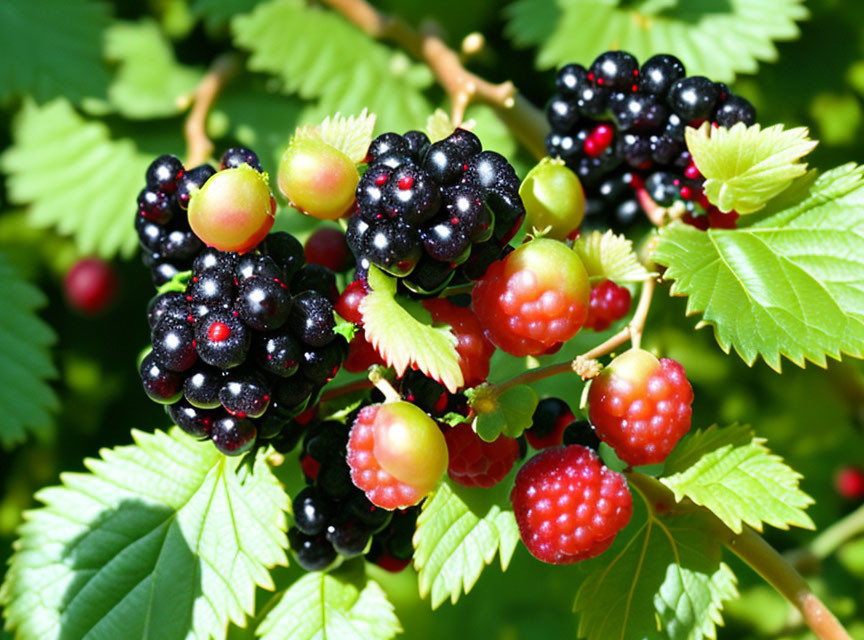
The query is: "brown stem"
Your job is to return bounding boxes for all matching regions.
[628,473,853,640]
[183,54,240,167]
[320,0,548,158]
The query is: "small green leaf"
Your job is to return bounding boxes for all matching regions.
[360,266,463,393]
[574,497,737,640]
[686,122,817,214]
[1,428,289,640]
[505,0,807,83]
[439,411,468,428]
[333,316,359,342]
[2,98,154,258]
[101,20,203,120]
[573,230,654,283]
[426,109,458,143]
[413,478,519,608]
[654,164,864,370]
[0,0,109,103]
[661,424,814,534]
[157,270,193,295]
[317,109,376,164]
[257,567,401,640]
[0,252,57,449]
[192,0,262,28]
[469,384,538,441]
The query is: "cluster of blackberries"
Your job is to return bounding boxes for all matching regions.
[347,128,525,294]
[135,151,347,456]
[134,149,262,287]
[291,416,419,572]
[545,50,756,230]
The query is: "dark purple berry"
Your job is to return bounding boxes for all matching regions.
[219,367,271,418]
[276,375,316,409]
[290,264,338,301]
[167,400,218,438]
[381,165,441,226]
[193,248,238,275]
[187,270,235,307]
[562,419,601,450]
[356,164,392,218]
[404,254,455,294]
[136,215,166,252]
[668,76,720,121]
[301,339,346,384]
[147,291,188,329]
[612,198,642,230]
[445,128,482,157]
[346,215,372,254]
[176,164,216,209]
[288,291,336,347]
[151,261,181,288]
[556,63,589,95]
[140,351,183,404]
[137,188,174,224]
[463,151,519,193]
[346,493,392,533]
[546,96,580,133]
[576,83,611,116]
[589,51,639,91]
[160,228,203,263]
[236,276,292,331]
[443,185,493,243]
[639,54,686,97]
[713,94,757,128]
[293,486,331,536]
[234,253,284,284]
[361,221,422,277]
[220,147,262,172]
[210,414,257,456]
[644,171,680,206]
[366,133,408,162]
[151,316,197,372]
[612,93,668,131]
[256,332,302,377]
[422,140,467,185]
[288,529,336,571]
[326,519,371,558]
[145,154,184,193]
[317,457,353,499]
[420,218,471,264]
[403,130,431,158]
[183,364,224,409]
[195,310,251,369]
[486,188,526,243]
[261,232,305,282]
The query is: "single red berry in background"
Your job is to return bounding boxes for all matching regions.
[584,280,632,331]
[304,227,351,272]
[335,279,368,325]
[471,238,590,356]
[343,328,385,373]
[423,298,495,388]
[346,402,448,509]
[511,445,632,564]
[443,422,519,488]
[64,258,119,315]
[526,397,575,450]
[835,466,864,500]
[588,348,693,466]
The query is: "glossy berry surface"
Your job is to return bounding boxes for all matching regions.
[140,352,184,404]
[288,291,336,347]
[183,365,224,409]
[194,310,251,369]
[588,349,693,466]
[145,154,184,192]
[444,423,519,488]
[288,529,337,571]
[176,165,217,210]
[278,136,358,220]
[526,398,574,450]
[511,445,632,564]
[236,276,292,331]
[151,317,197,372]
[221,147,262,172]
[422,298,494,387]
[210,414,257,456]
[64,258,119,315]
[218,368,271,418]
[585,280,632,331]
[256,332,301,377]
[471,238,590,356]
[346,402,448,509]
[147,291,188,329]
[188,165,276,253]
[167,400,216,438]
[292,486,331,535]
[304,227,351,272]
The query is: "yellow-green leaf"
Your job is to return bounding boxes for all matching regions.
[574,230,654,283]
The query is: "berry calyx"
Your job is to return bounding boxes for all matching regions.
[511,445,632,564]
[64,257,119,316]
[471,238,590,356]
[278,135,359,220]
[443,423,519,488]
[520,158,585,240]
[587,349,693,466]
[584,280,632,332]
[346,402,448,509]
[188,165,276,253]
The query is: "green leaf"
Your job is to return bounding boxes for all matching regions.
[661,424,814,534]
[573,229,654,283]
[2,98,149,259]
[0,0,109,103]
[1,428,289,640]
[686,122,817,214]
[574,497,738,640]
[426,109,457,143]
[102,20,203,119]
[317,109,377,164]
[654,164,864,370]
[232,0,433,133]
[192,0,263,28]
[413,478,520,609]
[0,252,57,448]
[257,567,401,640]
[157,270,193,295]
[360,266,463,393]
[468,383,538,441]
[505,0,807,82]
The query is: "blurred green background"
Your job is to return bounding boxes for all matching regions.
[0,0,863,638]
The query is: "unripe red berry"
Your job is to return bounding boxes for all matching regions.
[278,136,359,220]
[64,257,119,315]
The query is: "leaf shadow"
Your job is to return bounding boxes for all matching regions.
[57,498,200,640]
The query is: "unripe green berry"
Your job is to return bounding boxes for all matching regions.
[278,136,359,220]
[519,157,585,240]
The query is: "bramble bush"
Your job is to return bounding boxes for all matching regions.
[0,1,863,639]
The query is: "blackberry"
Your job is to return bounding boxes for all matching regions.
[288,291,336,347]
[210,414,257,456]
[194,310,251,369]
[188,269,235,309]
[136,215,165,252]
[463,151,518,192]
[256,332,302,377]
[546,95,579,131]
[639,54,685,96]
[589,51,639,91]
[667,76,719,121]
[301,339,347,384]
[420,218,471,264]
[183,364,224,409]
[145,154,184,193]
[167,399,218,438]
[219,367,271,418]
[288,529,337,571]
[576,83,611,116]
[151,261,181,288]
[422,140,467,185]
[220,147,262,172]
[562,419,601,450]
[151,317,198,372]
[362,221,422,277]
[291,264,338,301]
[193,248,237,274]
[367,132,409,162]
[236,276,292,331]
[261,232,305,281]
[160,228,203,262]
[140,352,184,404]
[235,254,284,284]
[147,291,188,329]
[293,486,331,536]
[713,94,757,127]
[403,130,431,157]
[176,164,216,209]
[381,164,441,225]
[556,63,589,95]
[137,188,174,224]
[326,519,372,558]
[356,164,392,216]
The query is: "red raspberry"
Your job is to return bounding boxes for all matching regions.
[343,328,385,373]
[471,238,590,356]
[835,466,864,500]
[525,397,574,450]
[347,402,448,509]
[584,280,631,332]
[304,227,351,272]
[510,445,632,564]
[423,298,495,387]
[588,349,693,466]
[335,279,368,325]
[443,423,519,488]
[64,257,119,315]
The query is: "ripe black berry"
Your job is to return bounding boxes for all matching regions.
[403,130,431,157]
[463,151,519,193]
[421,218,471,264]
[326,519,371,557]
[136,215,165,252]
[288,529,336,571]
[210,414,257,456]
[446,128,482,157]
[291,264,338,301]
[151,316,198,372]
[236,276,292,331]
[301,339,347,384]
[194,310,251,369]
[188,270,235,308]
[356,164,392,217]
[556,63,589,95]
[193,248,238,275]
[367,132,409,162]
[276,375,317,409]
[381,164,441,225]
[145,154,184,193]
[147,291,188,329]
[668,76,719,121]
[261,232,305,282]
[346,493,392,533]
[713,94,757,128]
[218,367,271,418]
[167,399,217,438]
[220,147,262,172]
[562,419,601,450]
[422,140,467,185]
[547,96,580,133]
[256,332,302,377]
[293,486,331,536]
[183,364,224,409]
[288,291,336,347]
[160,229,203,262]
[361,221,422,277]
[645,171,680,206]
[234,254,284,285]
[590,51,639,91]
[317,457,354,499]
[176,164,216,209]
[140,351,184,404]
[404,254,455,294]
[576,83,611,116]
[137,188,174,224]
[639,54,685,96]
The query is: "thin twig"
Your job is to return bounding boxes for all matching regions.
[319,377,374,403]
[183,54,241,167]
[320,0,548,158]
[629,473,853,640]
